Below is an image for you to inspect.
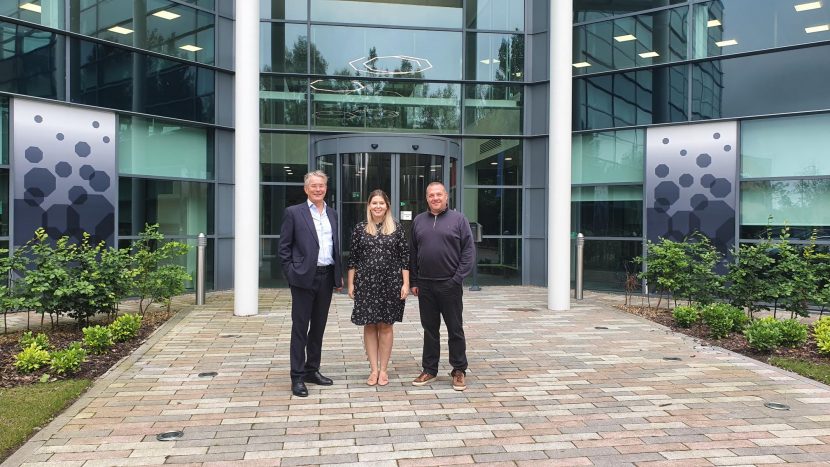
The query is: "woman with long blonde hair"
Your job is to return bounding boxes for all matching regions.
[347,189,410,386]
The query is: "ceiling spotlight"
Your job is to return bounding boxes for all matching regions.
[707,19,721,27]
[805,24,830,33]
[480,58,501,65]
[572,62,591,68]
[715,39,738,47]
[180,44,203,52]
[614,34,636,42]
[795,2,822,12]
[153,10,181,20]
[639,51,660,58]
[20,2,42,13]
[108,26,134,34]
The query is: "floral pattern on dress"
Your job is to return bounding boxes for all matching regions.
[347,221,410,325]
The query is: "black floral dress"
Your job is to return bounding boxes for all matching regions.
[348,221,410,325]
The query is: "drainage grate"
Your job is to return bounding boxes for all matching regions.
[594,326,608,330]
[198,372,218,378]
[219,334,242,338]
[156,431,184,441]
[508,307,539,312]
[764,402,790,411]
[662,357,682,361]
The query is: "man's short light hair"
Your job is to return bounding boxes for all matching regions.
[304,170,328,186]
[426,181,447,193]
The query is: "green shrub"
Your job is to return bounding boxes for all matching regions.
[701,304,734,339]
[673,305,700,328]
[19,331,51,352]
[109,313,142,342]
[49,343,87,375]
[724,305,750,332]
[744,317,782,352]
[14,343,51,373]
[814,317,830,355]
[777,319,808,348]
[82,325,113,354]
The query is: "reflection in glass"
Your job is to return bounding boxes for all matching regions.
[466,33,523,81]
[119,116,212,179]
[260,0,307,20]
[464,84,522,135]
[261,238,289,287]
[0,0,64,28]
[261,184,306,235]
[577,239,642,291]
[260,76,307,128]
[463,187,521,236]
[572,185,643,237]
[73,0,215,65]
[119,237,215,290]
[311,79,460,133]
[317,154,336,206]
[340,153,392,252]
[261,133,307,183]
[399,154,444,244]
[742,113,830,179]
[0,169,8,236]
[260,23,309,73]
[573,7,687,75]
[693,0,830,59]
[463,138,522,186]
[119,178,213,236]
[0,97,7,165]
[0,21,64,99]
[574,65,687,131]
[73,37,215,123]
[311,0,462,29]
[575,0,684,23]
[741,179,830,234]
[693,46,830,121]
[311,25,461,81]
[474,238,520,285]
[466,0,523,31]
[572,129,644,184]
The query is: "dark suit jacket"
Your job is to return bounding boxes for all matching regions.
[279,202,343,290]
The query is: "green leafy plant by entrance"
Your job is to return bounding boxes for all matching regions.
[814,317,830,355]
[672,305,699,328]
[49,343,87,376]
[109,314,142,342]
[701,303,733,339]
[130,224,191,315]
[777,319,808,348]
[13,344,51,374]
[82,325,113,354]
[18,331,51,352]
[743,317,782,353]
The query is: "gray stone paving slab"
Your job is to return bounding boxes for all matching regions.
[3,288,830,466]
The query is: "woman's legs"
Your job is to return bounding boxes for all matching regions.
[364,324,379,385]
[377,323,394,386]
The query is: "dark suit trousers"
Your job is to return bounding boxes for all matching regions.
[290,267,334,381]
[418,279,467,376]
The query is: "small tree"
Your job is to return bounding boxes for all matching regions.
[636,238,688,309]
[131,224,190,315]
[21,230,77,328]
[725,239,775,319]
[0,246,33,333]
[677,233,723,306]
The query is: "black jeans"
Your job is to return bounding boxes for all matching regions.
[289,268,334,381]
[418,279,467,375]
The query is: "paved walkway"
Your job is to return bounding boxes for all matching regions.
[4,288,830,466]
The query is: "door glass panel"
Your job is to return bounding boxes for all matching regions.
[399,154,444,242]
[341,153,392,253]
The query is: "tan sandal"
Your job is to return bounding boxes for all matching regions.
[367,371,379,386]
[378,370,389,386]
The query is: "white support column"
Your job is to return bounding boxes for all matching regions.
[548,0,573,311]
[234,0,260,316]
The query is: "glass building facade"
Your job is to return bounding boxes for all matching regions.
[2,0,830,292]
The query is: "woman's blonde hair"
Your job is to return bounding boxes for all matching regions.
[365,189,396,236]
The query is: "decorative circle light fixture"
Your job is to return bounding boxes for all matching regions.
[349,55,433,76]
[309,79,365,94]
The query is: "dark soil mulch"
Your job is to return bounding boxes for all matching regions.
[616,303,829,367]
[0,308,178,388]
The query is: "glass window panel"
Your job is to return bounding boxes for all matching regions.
[0,169,8,236]
[311,79,460,133]
[118,116,212,179]
[73,0,215,65]
[577,239,642,291]
[261,184,306,235]
[261,133,307,183]
[466,33,524,81]
[260,22,308,73]
[260,0,307,20]
[463,187,521,236]
[311,25,461,81]
[742,113,830,179]
[571,185,643,237]
[475,238,521,285]
[261,238,289,287]
[573,7,687,75]
[740,179,830,232]
[0,96,7,165]
[466,0,523,31]
[260,76,308,129]
[464,84,522,135]
[693,46,830,121]
[0,0,65,28]
[463,138,522,186]
[693,0,830,60]
[72,37,215,123]
[572,129,644,184]
[575,0,685,23]
[119,177,213,236]
[574,64,687,131]
[0,21,64,99]
[311,0,462,28]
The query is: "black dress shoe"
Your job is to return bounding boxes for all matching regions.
[291,380,308,397]
[304,371,333,386]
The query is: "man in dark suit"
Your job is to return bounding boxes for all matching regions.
[279,170,343,397]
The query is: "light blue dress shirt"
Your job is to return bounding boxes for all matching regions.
[307,200,334,266]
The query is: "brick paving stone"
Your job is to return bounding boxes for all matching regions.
[4,288,830,467]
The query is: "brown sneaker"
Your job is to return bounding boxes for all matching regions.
[411,371,436,386]
[450,369,466,391]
